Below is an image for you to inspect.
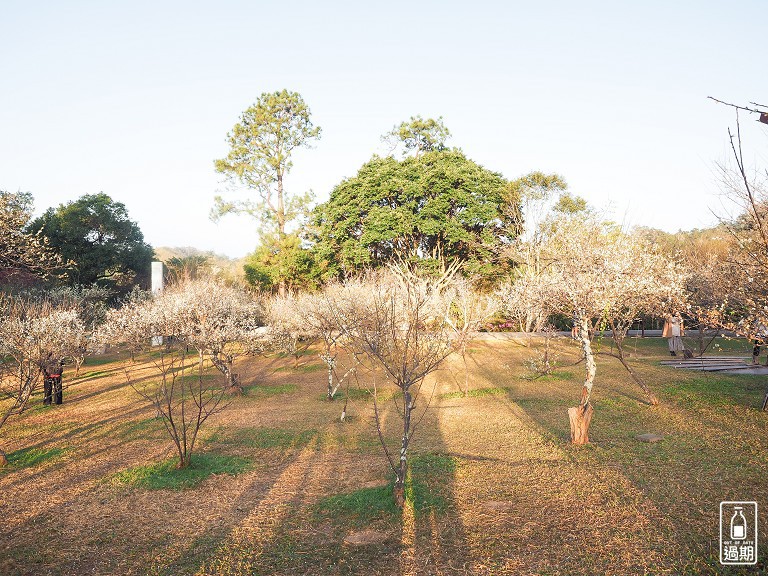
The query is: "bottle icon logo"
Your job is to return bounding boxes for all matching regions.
[730,507,747,540]
[720,501,758,565]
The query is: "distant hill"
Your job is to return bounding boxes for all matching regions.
[153,246,246,282]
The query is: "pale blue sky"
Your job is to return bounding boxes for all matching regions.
[2,0,766,257]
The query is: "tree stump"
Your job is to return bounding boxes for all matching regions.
[568,403,594,445]
[0,451,7,467]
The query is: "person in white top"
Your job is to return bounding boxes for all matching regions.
[662,313,685,356]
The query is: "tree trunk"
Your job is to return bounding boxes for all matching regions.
[276,171,286,237]
[0,449,7,467]
[178,452,191,469]
[575,315,596,405]
[697,324,704,357]
[570,314,596,444]
[210,354,242,394]
[394,388,412,508]
[53,376,63,405]
[568,403,594,445]
[393,483,405,508]
[326,361,335,400]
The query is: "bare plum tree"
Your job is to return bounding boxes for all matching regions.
[704,101,768,409]
[131,347,227,469]
[102,279,265,394]
[0,297,86,466]
[514,214,688,444]
[100,283,247,468]
[330,269,459,506]
[267,294,318,370]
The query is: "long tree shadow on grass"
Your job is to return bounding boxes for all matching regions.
[286,394,475,576]
[138,429,330,575]
[1,426,326,576]
[149,390,477,576]
[503,366,768,572]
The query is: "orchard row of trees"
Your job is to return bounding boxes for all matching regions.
[0,192,763,501]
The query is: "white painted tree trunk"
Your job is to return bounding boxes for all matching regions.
[569,313,596,445]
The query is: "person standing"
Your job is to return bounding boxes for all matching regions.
[42,358,64,405]
[663,313,685,356]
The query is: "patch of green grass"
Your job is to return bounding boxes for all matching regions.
[314,453,457,524]
[16,401,50,417]
[4,446,65,470]
[407,453,457,514]
[218,427,317,450]
[82,354,121,366]
[274,363,324,374]
[319,387,394,402]
[439,386,509,399]
[242,383,297,396]
[335,388,367,401]
[534,370,574,382]
[661,374,764,407]
[598,396,631,408]
[315,483,399,525]
[78,369,111,379]
[274,348,315,359]
[110,453,252,490]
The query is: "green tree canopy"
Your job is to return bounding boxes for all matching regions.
[28,193,153,292]
[312,150,517,281]
[244,232,323,293]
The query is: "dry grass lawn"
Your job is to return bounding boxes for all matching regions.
[0,334,766,575]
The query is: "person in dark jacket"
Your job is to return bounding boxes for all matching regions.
[43,358,64,405]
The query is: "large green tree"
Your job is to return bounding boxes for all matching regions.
[28,193,153,291]
[244,233,323,293]
[312,149,517,281]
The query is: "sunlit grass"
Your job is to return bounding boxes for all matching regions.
[273,363,325,374]
[440,386,509,399]
[215,427,317,450]
[315,483,399,526]
[242,383,297,396]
